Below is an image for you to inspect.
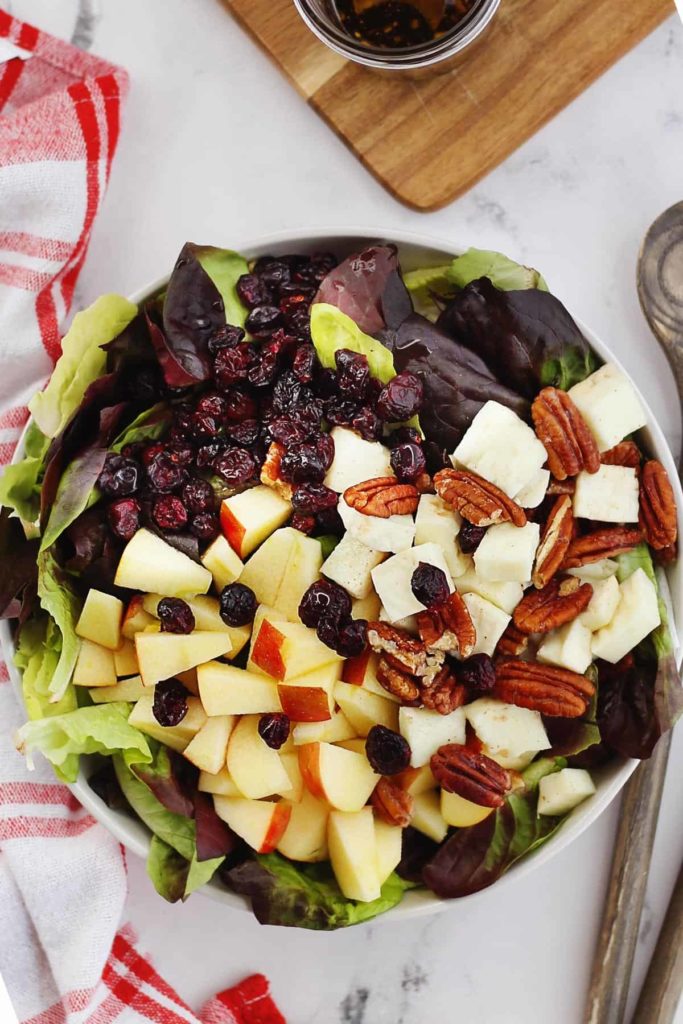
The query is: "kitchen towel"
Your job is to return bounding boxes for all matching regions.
[0,11,284,1024]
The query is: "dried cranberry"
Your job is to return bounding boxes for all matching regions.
[310,251,338,281]
[267,416,310,447]
[458,654,496,696]
[366,725,411,775]
[377,372,424,422]
[291,513,316,535]
[152,495,188,531]
[316,615,341,649]
[285,307,312,342]
[315,433,335,471]
[182,477,216,514]
[146,451,188,493]
[219,582,257,626]
[351,407,383,441]
[214,448,257,487]
[141,443,165,466]
[166,441,195,467]
[299,580,351,628]
[313,368,338,399]
[324,396,358,427]
[226,419,260,447]
[315,507,344,535]
[411,562,449,607]
[280,443,326,484]
[208,324,245,354]
[107,497,141,541]
[236,273,271,309]
[291,483,338,514]
[292,345,318,383]
[158,597,195,634]
[173,408,195,436]
[196,440,227,469]
[190,411,221,439]
[259,260,291,289]
[459,523,487,554]
[223,386,258,423]
[246,305,282,339]
[335,618,368,658]
[98,454,140,497]
[247,344,280,387]
[153,678,189,727]
[190,512,219,541]
[213,344,254,388]
[390,442,426,483]
[336,349,370,402]
[258,713,291,750]
[253,255,278,275]
[272,372,308,414]
[388,426,422,448]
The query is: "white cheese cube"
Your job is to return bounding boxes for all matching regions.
[399,705,466,768]
[579,575,620,631]
[514,469,550,509]
[474,522,540,583]
[371,543,454,623]
[452,401,548,498]
[414,494,469,578]
[566,558,618,582]
[338,497,415,553]
[573,465,639,523]
[591,567,661,663]
[482,746,537,771]
[453,561,524,614]
[465,698,549,760]
[568,363,647,452]
[323,427,393,493]
[538,618,593,674]
[460,593,511,657]
[538,768,596,816]
[322,534,386,599]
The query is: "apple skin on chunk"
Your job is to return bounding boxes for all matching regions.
[251,617,341,681]
[128,693,206,752]
[73,639,117,688]
[220,485,291,559]
[197,662,282,716]
[342,650,400,703]
[121,596,156,639]
[226,715,291,800]
[328,808,381,902]
[277,662,342,722]
[277,790,329,862]
[298,742,377,812]
[213,796,292,853]
[76,589,124,650]
[135,631,232,687]
[115,529,212,596]
[183,715,235,775]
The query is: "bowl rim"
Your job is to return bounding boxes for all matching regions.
[2,225,681,926]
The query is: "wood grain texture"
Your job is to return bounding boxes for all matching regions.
[223,0,674,210]
[632,861,683,1024]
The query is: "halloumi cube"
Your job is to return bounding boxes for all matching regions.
[573,465,639,523]
[465,698,549,760]
[592,567,661,663]
[473,522,540,583]
[371,543,454,623]
[321,533,386,599]
[323,427,393,493]
[514,469,550,509]
[566,558,618,582]
[538,618,593,674]
[414,494,469,578]
[460,593,511,657]
[538,768,595,816]
[452,401,547,498]
[568,363,647,452]
[579,575,620,631]
[398,705,466,768]
[452,562,524,614]
[338,497,415,553]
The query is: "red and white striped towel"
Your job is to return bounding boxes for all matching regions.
[0,12,284,1024]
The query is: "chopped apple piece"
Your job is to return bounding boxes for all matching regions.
[474,522,540,583]
[453,401,547,498]
[374,820,403,885]
[277,790,329,862]
[514,469,550,509]
[183,715,235,774]
[441,790,494,827]
[220,485,291,559]
[352,592,381,621]
[298,742,377,811]
[538,618,593,675]
[453,563,524,615]
[135,630,232,687]
[538,768,596,815]
[89,674,146,704]
[115,529,211,595]
[121,596,156,638]
[198,768,241,796]
[591,567,661,663]
[566,558,618,581]
[414,494,469,578]
[277,662,341,722]
[274,532,324,622]
[213,796,291,853]
[175,668,199,695]
[579,575,620,631]
[338,497,415,553]
[239,528,299,607]
[394,764,437,796]
[328,808,381,902]
[143,593,252,657]
[277,751,305,802]
[573,465,639,523]
[379,606,419,635]
[227,715,291,799]
[334,681,399,736]
[201,534,244,591]
[371,542,454,623]
[250,616,341,681]
[411,790,447,843]
[342,650,399,703]
[323,426,393,493]
[321,533,386,600]
[482,745,536,771]
[399,706,466,768]
[76,589,124,650]
[128,693,206,752]
[73,639,117,687]
[568,363,647,452]
[465,698,549,761]
[460,593,511,658]
[247,604,288,674]
[336,738,367,755]
[113,638,139,677]
[292,711,356,746]
[197,662,282,716]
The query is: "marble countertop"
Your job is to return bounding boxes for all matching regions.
[9,0,683,1020]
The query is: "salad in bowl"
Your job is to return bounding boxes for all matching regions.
[1,234,682,930]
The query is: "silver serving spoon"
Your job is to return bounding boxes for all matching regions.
[585,203,683,1024]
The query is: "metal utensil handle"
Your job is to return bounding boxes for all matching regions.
[632,860,683,1024]
[584,732,673,1024]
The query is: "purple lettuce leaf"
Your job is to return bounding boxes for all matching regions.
[596,647,681,760]
[315,245,412,334]
[132,746,195,818]
[0,507,39,623]
[193,790,240,862]
[161,243,226,385]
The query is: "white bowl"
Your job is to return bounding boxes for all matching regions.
[3,227,682,925]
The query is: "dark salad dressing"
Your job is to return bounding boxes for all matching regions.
[333,0,477,49]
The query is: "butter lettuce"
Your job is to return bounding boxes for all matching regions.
[147,836,223,903]
[193,245,249,329]
[36,550,82,701]
[448,247,548,292]
[29,294,137,439]
[311,303,396,383]
[0,420,50,523]
[402,265,452,321]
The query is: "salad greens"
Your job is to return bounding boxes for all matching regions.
[314,243,411,334]
[0,420,50,524]
[36,550,82,701]
[311,303,397,383]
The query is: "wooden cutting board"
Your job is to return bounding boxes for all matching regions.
[223,0,674,211]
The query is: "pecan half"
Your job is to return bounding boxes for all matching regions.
[368,622,427,676]
[344,477,418,518]
[260,442,293,500]
[547,477,576,497]
[421,665,466,715]
[532,494,575,589]
[561,526,643,569]
[639,460,678,550]
[531,387,600,481]
[416,592,477,659]
[495,622,529,657]
[494,659,595,717]
[655,541,678,566]
[601,440,642,469]
[431,744,511,808]
[513,576,593,634]
[371,777,414,827]
[415,472,434,494]
[434,468,526,528]
[376,657,421,704]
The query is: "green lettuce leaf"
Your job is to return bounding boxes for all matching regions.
[225,852,412,929]
[110,404,172,453]
[114,749,196,860]
[146,835,223,903]
[16,702,151,782]
[311,303,396,383]
[29,294,137,439]
[448,248,549,291]
[40,447,106,553]
[402,265,453,321]
[36,550,82,701]
[193,245,249,329]
[540,347,598,393]
[0,421,50,523]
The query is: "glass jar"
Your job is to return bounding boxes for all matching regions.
[292,0,500,76]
